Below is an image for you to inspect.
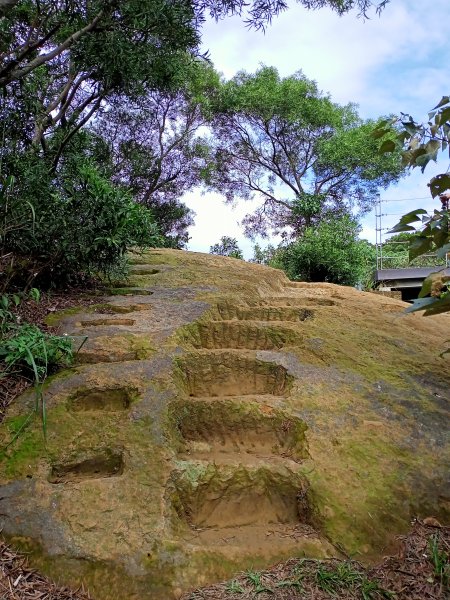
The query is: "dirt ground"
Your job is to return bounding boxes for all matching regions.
[0,520,447,599]
[182,520,449,600]
[0,540,92,599]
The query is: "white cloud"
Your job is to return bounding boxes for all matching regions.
[185,191,277,257]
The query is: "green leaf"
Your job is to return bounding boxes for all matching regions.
[436,243,450,259]
[409,235,432,260]
[419,277,433,298]
[387,223,416,234]
[425,139,441,156]
[433,96,450,110]
[402,146,427,168]
[29,288,41,303]
[387,209,427,234]
[418,270,446,298]
[405,296,437,313]
[397,130,411,143]
[402,122,420,136]
[429,174,450,198]
[372,127,389,139]
[399,209,427,224]
[424,292,450,316]
[438,106,450,124]
[379,139,396,153]
[415,153,432,172]
[433,227,449,249]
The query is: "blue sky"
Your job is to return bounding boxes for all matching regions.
[184,0,450,258]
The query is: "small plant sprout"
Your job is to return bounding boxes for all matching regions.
[275,578,303,590]
[0,322,75,445]
[226,580,244,594]
[429,533,449,587]
[246,570,274,594]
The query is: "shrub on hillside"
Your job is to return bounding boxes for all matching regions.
[278,216,375,287]
[1,158,161,287]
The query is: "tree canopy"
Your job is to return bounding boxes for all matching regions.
[0,0,391,287]
[204,66,403,238]
[91,60,218,247]
[210,236,243,259]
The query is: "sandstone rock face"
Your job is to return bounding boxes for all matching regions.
[0,249,449,599]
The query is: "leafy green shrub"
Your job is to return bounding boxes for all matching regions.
[381,232,446,269]
[250,243,278,265]
[0,289,75,443]
[0,324,73,380]
[0,293,21,335]
[278,216,376,287]
[2,155,162,286]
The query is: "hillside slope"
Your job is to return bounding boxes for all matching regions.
[0,249,448,599]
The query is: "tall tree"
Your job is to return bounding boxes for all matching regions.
[92,60,218,247]
[204,66,403,238]
[0,1,200,176]
[210,236,243,259]
[0,1,391,173]
[0,0,198,89]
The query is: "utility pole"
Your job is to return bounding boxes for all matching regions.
[375,194,382,270]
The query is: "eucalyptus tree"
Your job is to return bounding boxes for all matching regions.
[204,66,403,239]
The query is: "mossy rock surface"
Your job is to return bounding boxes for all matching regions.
[0,248,449,599]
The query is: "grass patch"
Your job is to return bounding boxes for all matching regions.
[429,533,449,588]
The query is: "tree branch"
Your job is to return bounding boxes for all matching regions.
[50,96,103,173]
[0,11,104,88]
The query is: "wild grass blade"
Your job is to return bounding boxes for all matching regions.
[75,335,89,353]
[2,410,34,451]
[39,338,48,441]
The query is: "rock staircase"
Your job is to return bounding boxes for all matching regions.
[3,250,447,600]
[166,294,337,563]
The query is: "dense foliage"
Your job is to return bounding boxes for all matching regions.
[92,61,218,247]
[0,0,199,285]
[380,232,446,269]
[0,0,391,290]
[204,66,403,238]
[277,216,375,287]
[250,243,277,265]
[1,147,161,287]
